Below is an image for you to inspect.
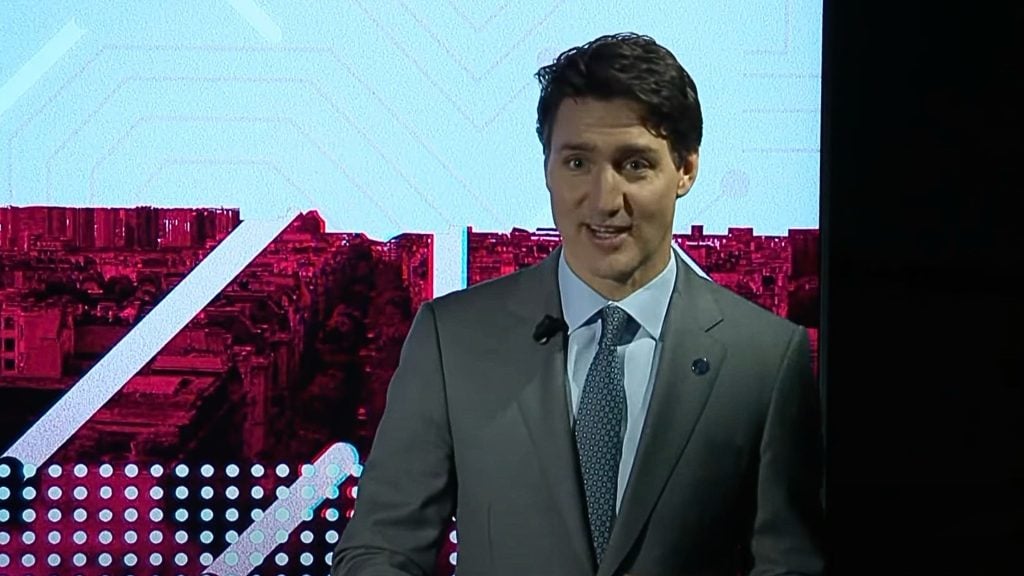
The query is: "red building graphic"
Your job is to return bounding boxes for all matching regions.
[0,207,432,468]
[467,225,821,375]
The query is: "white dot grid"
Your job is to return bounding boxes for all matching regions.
[5,462,355,574]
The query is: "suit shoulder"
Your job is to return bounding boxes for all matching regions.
[702,277,804,341]
[428,263,534,318]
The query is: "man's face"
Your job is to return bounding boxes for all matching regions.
[545,97,698,299]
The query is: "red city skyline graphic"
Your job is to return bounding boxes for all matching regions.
[1,206,818,575]
[468,225,820,376]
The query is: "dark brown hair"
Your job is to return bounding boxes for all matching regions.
[535,32,703,166]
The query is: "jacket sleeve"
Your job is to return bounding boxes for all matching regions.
[332,301,456,575]
[750,325,826,575]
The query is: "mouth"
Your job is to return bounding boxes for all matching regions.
[585,224,631,244]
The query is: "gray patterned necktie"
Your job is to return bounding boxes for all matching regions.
[574,304,629,565]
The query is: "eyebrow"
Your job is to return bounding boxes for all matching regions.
[556,142,660,156]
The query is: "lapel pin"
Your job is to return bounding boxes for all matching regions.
[691,357,710,375]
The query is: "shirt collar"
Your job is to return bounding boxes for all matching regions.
[558,248,676,339]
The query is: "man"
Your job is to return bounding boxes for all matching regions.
[333,33,824,575]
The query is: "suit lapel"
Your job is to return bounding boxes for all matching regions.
[599,253,729,576]
[509,247,596,574]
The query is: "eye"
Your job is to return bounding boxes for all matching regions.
[625,158,651,172]
[565,157,586,170]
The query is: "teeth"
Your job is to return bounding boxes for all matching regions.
[589,226,625,237]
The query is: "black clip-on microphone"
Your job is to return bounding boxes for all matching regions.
[533,314,568,345]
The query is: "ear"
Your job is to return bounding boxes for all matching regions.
[675,150,699,199]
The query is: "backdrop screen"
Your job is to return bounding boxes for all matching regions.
[0,1,822,574]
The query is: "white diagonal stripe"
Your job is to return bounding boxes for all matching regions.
[0,20,85,117]
[224,0,283,43]
[2,216,294,467]
[205,442,361,576]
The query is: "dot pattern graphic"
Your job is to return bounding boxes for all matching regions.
[0,461,359,574]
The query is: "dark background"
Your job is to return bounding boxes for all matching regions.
[823,0,1022,572]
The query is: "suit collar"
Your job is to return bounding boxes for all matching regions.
[507,245,728,576]
[557,248,676,340]
[599,250,728,576]
[507,245,594,572]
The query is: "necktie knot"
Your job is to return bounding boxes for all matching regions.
[599,305,629,347]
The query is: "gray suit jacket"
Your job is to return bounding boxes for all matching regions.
[332,247,824,575]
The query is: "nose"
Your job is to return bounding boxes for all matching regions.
[588,167,624,214]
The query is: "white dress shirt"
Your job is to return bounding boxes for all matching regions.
[558,250,676,511]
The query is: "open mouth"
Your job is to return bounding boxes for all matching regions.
[586,224,630,243]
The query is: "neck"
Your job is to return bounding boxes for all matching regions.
[567,247,672,301]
